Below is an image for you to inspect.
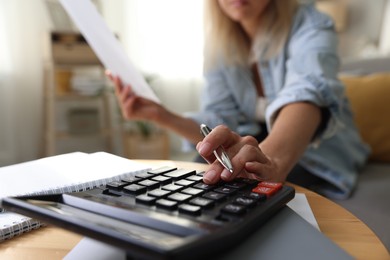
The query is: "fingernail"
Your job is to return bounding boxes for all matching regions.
[198,142,211,156]
[204,170,218,183]
[221,169,232,180]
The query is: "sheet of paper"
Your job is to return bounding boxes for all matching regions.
[59,0,160,103]
[287,193,319,230]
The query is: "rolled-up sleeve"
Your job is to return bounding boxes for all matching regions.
[266,23,346,143]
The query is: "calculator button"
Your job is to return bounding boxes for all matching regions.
[138,180,160,190]
[178,204,202,216]
[189,197,215,209]
[221,204,246,215]
[167,193,192,202]
[193,183,216,191]
[224,181,247,190]
[234,196,256,207]
[245,192,266,202]
[147,166,177,175]
[175,179,195,187]
[196,171,205,177]
[136,194,156,205]
[123,184,147,195]
[252,186,277,198]
[214,186,237,195]
[203,191,226,202]
[121,176,139,184]
[148,189,171,198]
[163,169,195,180]
[106,181,128,190]
[135,172,153,179]
[258,182,283,190]
[152,175,172,185]
[162,184,183,192]
[237,178,259,187]
[181,187,204,196]
[186,175,203,182]
[156,199,178,210]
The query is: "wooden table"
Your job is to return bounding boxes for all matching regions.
[0,160,388,260]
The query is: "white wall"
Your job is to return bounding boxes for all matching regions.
[380,0,390,54]
[337,0,389,59]
[100,0,204,156]
[0,0,50,166]
[150,77,203,155]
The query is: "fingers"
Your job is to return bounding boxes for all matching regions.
[105,71,122,91]
[202,164,225,184]
[198,125,239,156]
[105,70,113,80]
[197,125,277,184]
[237,136,268,164]
[120,85,132,104]
[106,71,135,97]
[196,142,214,164]
[106,71,160,123]
[244,161,273,181]
[109,74,124,100]
[106,72,138,119]
[223,140,267,182]
[198,126,271,184]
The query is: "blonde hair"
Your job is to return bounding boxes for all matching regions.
[203,0,298,70]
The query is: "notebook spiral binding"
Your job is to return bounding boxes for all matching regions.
[0,169,150,242]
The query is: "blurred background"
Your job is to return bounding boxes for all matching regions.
[1,0,389,166]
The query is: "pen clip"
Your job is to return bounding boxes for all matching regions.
[200,124,212,137]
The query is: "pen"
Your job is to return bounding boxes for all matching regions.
[200,124,234,174]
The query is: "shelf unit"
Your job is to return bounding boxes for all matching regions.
[43,31,116,156]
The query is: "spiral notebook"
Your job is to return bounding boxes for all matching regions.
[0,152,150,241]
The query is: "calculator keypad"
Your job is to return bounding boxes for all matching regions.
[103,167,284,220]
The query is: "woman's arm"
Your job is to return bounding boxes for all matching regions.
[250,102,321,181]
[155,108,203,144]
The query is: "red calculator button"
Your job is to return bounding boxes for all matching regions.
[258,182,282,190]
[252,186,277,197]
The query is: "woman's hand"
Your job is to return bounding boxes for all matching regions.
[196,125,282,185]
[197,103,322,185]
[106,70,164,122]
[106,70,204,144]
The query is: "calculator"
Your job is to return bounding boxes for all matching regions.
[2,166,295,260]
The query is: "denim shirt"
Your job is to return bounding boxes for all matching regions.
[186,4,370,199]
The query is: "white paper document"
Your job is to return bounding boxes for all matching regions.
[287,193,319,230]
[59,0,160,103]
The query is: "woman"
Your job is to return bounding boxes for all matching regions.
[110,0,369,199]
